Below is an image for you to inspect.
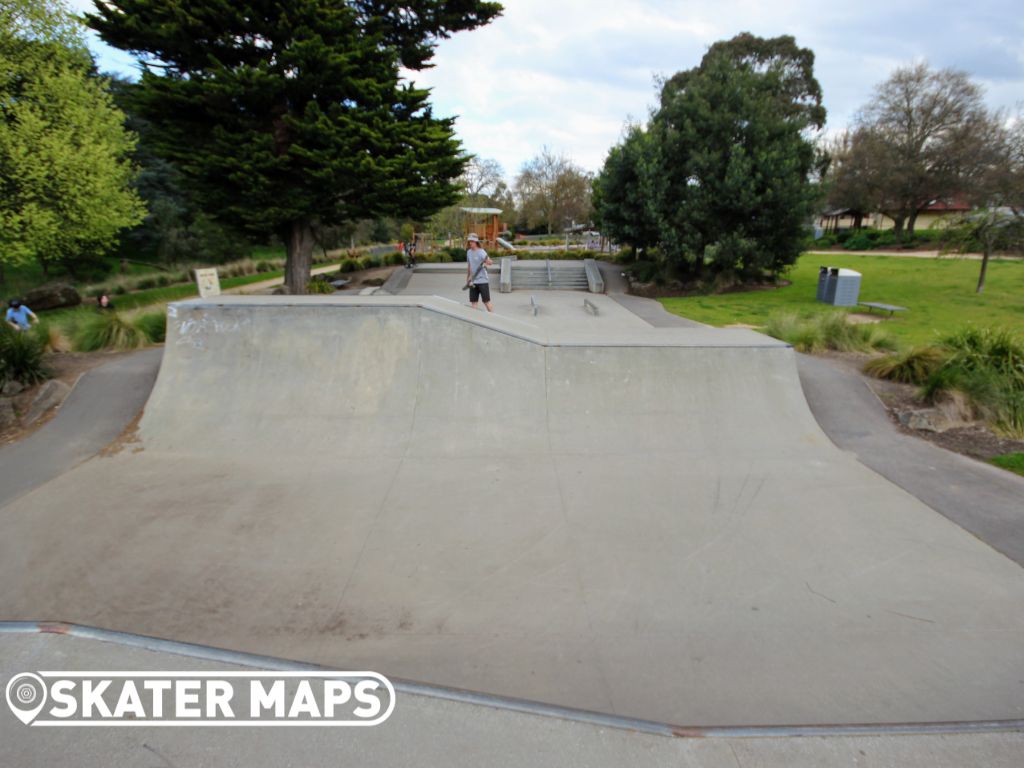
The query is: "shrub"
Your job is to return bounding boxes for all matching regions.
[135,277,159,290]
[112,285,127,295]
[34,322,72,354]
[764,310,894,353]
[387,252,405,266]
[360,255,382,270]
[72,312,146,352]
[864,346,949,384]
[0,323,51,385]
[157,275,172,287]
[843,233,874,251]
[921,327,1024,437]
[625,260,660,283]
[306,277,335,294]
[132,310,167,344]
[340,259,360,273]
[440,247,464,262]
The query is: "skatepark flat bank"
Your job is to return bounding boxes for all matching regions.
[0,296,1021,726]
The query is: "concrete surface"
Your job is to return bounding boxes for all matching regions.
[3,628,1021,768]
[797,353,1024,566]
[0,348,162,508]
[2,296,1023,729]
[2,628,1022,768]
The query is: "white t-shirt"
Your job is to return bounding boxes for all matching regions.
[467,247,489,284]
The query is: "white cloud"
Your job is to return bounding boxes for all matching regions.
[66,0,1024,180]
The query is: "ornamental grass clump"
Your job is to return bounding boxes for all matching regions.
[0,323,51,385]
[863,346,948,384]
[763,310,894,354]
[72,311,146,352]
[131,309,167,344]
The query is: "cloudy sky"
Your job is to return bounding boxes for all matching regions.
[72,0,1023,181]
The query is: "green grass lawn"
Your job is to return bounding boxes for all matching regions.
[660,253,1024,347]
[41,269,290,324]
[991,453,1024,477]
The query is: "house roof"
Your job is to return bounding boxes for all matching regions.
[922,197,970,212]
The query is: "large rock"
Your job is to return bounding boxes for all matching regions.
[898,408,952,433]
[23,283,81,311]
[0,397,17,431]
[1,380,24,397]
[23,379,71,426]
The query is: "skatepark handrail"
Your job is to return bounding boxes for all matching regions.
[167,295,789,350]
[2,622,1021,740]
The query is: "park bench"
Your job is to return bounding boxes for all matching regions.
[859,301,908,317]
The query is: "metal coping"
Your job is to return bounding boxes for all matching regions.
[1,622,1021,740]
[168,296,791,351]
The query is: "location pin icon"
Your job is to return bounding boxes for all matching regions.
[6,673,48,725]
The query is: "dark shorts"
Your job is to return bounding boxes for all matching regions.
[469,283,491,303]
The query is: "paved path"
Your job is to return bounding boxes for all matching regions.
[796,353,1024,566]
[0,348,162,509]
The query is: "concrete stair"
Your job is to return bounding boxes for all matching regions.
[510,261,589,291]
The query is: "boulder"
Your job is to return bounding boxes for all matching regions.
[1,380,24,397]
[898,408,949,433]
[23,379,71,426]
[23,283,82,311]
[0,398,17,431]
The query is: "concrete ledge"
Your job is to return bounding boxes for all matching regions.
[584,259,605,293]
[168,295,786,350]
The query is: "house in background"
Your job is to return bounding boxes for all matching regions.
[869,197,971,230]
[819,207,867,233]
[819,197,971,233]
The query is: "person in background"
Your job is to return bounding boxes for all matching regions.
[97,294,115,311]
[464,233,493,312]
[5,299,38,331]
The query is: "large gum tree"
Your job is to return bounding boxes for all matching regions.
[88,1,502,293]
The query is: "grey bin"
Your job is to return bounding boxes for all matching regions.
[829,268,861,307]
[816,266,832,302]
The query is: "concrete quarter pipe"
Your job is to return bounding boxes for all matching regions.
[0,295,1022,726]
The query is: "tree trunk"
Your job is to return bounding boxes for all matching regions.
[907,210,919,239]
[976,242,991,294]
[284,219,316,294]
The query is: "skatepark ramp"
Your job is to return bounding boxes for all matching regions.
[3,294,1024,728]
[142,296,808,456]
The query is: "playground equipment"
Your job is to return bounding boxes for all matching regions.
[460,207,508,250]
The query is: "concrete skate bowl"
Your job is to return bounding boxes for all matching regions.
[1,295,1023,727]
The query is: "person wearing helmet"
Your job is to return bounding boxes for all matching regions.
[5,299,38,331]
[464,233,493,312]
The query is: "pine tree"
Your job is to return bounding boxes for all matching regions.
[88,1,502,292]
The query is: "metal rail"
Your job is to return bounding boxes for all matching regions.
[2,622,1022,740]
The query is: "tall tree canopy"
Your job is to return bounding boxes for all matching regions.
[646,33,825,281]
[0,0,144,279]
[88,1,502,292]
[835,63,999,237]
[591,124,658,256]
[514,148,592,234]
